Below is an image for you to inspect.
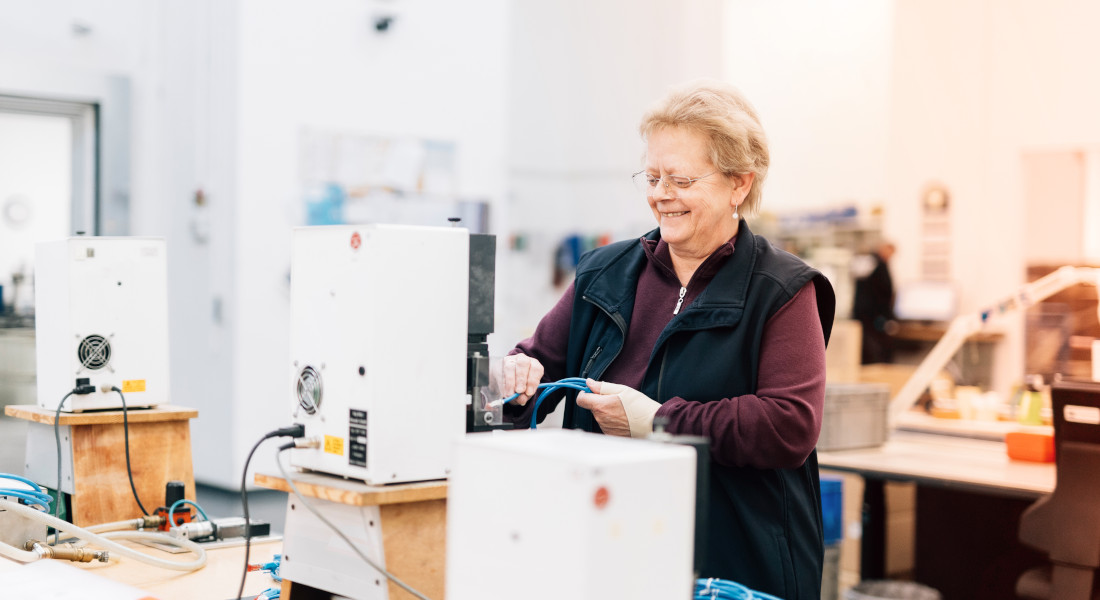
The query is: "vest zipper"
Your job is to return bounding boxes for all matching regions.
[673,286,687,315]
[581,346,603,378]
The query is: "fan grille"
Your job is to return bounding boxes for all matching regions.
[296,366,323,415]
[77,335,112,371]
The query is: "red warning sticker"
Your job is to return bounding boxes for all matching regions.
[350,231,361,250]
[594,486,610,509]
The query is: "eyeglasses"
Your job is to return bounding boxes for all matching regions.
[632,170,718,193]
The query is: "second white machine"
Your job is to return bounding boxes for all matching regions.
[288,224,469,484]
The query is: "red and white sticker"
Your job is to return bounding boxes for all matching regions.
[350,231,362,250]
[593,486,610,509]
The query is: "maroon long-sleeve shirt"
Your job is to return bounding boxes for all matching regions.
[511,236,826,469]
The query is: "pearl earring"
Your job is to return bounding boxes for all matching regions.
[732,207,739,220]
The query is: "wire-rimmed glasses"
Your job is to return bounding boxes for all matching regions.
[632,170,718,194]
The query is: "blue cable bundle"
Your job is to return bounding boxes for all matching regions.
[254,553,283,599]
[0,473,52,512]
[500,377,591,429]
[695,578,785,600]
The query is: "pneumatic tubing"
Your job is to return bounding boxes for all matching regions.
[0,498,207,571]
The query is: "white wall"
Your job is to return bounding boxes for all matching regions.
[722,0,895,214]
[500,0,725,346]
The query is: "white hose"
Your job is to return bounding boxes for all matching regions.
[0,537,39,562]
[86,518,144,534]
[0,499,206,571]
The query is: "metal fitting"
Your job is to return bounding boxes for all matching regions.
[25,540,109,563]
[174,520,215,540]
[295,437,322,449]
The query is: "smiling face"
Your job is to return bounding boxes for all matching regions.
[644,126,753,260]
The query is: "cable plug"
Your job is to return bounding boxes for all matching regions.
[268,424,306,440]
[72,385,96,395]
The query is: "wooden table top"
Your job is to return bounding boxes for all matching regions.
[0,538,281,600]
[4,404,198,426]
[256,470,447,506]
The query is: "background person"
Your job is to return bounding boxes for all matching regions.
[852,241,897,364]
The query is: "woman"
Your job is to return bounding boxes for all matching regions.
[501,80,835,599]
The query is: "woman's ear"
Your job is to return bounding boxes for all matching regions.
[729,172,755,206]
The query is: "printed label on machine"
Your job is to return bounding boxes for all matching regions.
[122,380,146,393]
[349,409,368,467]
[1065,404,1100,425]
[324,435,345,456]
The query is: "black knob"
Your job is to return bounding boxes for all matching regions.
[165,480,186,506]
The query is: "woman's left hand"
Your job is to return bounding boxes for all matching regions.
[576,379,630,437]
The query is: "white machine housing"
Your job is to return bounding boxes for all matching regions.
[289,224,468,484]
[35,237,169,412]
[446,430,697,600]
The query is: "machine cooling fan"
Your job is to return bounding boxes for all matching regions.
[77,334,112,372]
[296,366,323,415]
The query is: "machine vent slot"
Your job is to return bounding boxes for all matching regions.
[296,366,323,415]
[77,334,112,371]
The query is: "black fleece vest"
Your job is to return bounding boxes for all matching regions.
[554,222,835,599]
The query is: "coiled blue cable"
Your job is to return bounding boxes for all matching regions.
[694,578,785,600]
[0,473,52,511]
[500,377,591,430]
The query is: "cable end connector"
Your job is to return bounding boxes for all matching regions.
[72,385,96,395]
[278,436,319,451]
[269,424,306,440]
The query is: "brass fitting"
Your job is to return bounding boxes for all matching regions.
[25,540,109,563]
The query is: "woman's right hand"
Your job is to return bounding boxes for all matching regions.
[496,354,544,406]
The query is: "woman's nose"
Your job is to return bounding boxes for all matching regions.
[652,181,675,199]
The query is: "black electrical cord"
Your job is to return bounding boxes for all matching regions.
[236,425,304,600]
[112,386,150,516]
[52,389,76,545]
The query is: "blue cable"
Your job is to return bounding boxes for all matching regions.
[694,578,785,600]
[255,554,283,598]
[0,473,52,511]
[167,498,210,527]
[499,377,591,430]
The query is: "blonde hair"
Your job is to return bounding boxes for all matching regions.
[639,79,770,215]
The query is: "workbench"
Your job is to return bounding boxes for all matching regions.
[819,430,1055,600]
[0,537,282,599]
[4,404,197,525]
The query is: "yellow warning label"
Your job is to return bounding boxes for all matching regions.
[324,435,345,456]
[122,380,146,393]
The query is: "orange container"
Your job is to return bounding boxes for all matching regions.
[1005,431,1055,463]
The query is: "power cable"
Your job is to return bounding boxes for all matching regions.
[236,425,304,600]
[112,387,150,516]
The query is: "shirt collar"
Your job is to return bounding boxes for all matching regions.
[640,234,737,284]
